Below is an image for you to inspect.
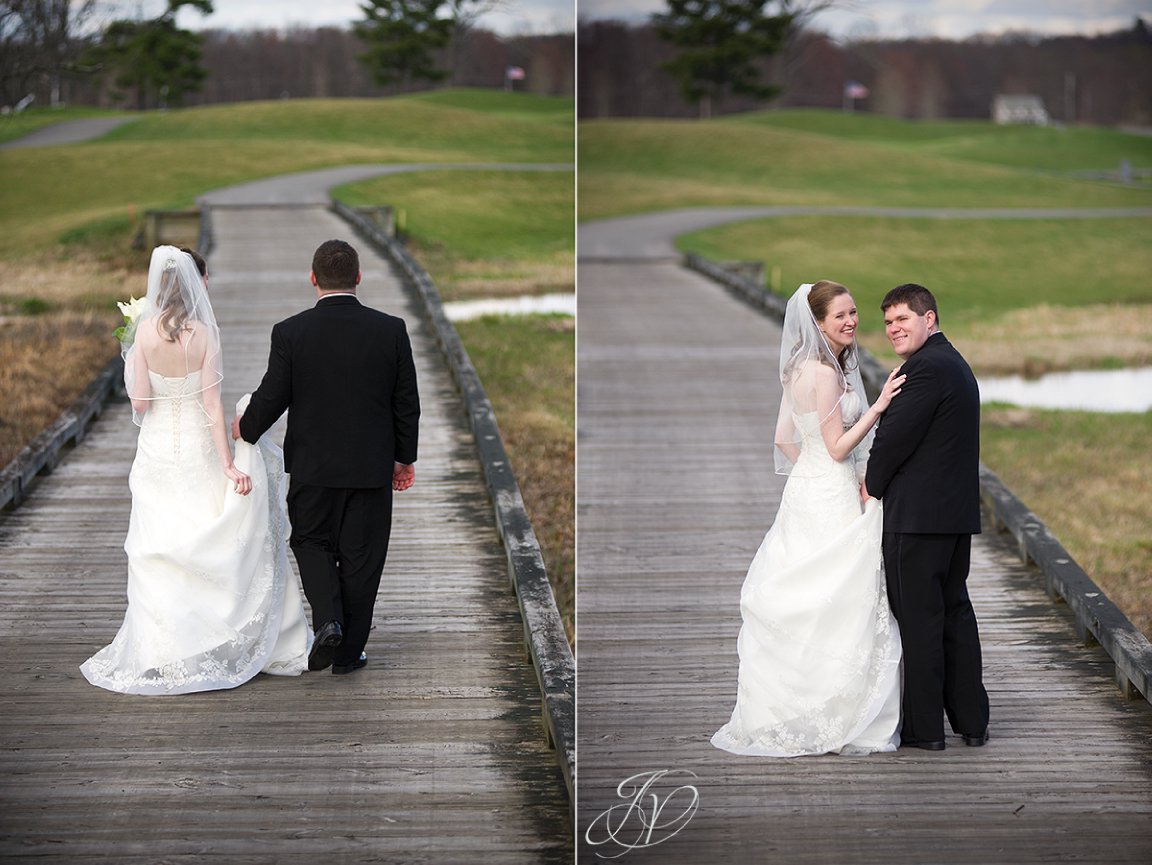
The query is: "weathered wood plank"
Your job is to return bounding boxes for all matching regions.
[575,259,1152,864]
[0,205,569,863]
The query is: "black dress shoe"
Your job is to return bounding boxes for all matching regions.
[308,621,343,671]
[332,652,368,675]
[903,739,946,751]
[962,729,989,747]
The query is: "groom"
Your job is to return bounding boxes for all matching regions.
[863,283,989,750]
[234,239,420,675]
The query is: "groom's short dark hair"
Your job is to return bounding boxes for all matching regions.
[178,246,207,277]
[312,240,360,290]
[882,283,939,322]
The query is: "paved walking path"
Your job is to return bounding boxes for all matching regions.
[575,215,1152,864]
[578,205,1152,260]
[0,189,569,862]
[0,116,137,150]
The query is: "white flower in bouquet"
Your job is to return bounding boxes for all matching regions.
[114,296,146,345]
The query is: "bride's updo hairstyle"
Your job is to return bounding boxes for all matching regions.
[807,279,857,373]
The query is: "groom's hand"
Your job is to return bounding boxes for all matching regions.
[859,481,871,504]
[393,462,415,491]
[231,413,243,441]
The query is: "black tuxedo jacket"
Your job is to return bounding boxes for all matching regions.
[239,295,420,488]
[865,332,981,535]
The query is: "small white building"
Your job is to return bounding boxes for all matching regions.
[992,95,1050,125]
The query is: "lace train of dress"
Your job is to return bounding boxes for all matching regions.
[712,400,902,756]
[81,375,312,694]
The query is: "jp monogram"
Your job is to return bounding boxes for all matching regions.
[584,769,700,859]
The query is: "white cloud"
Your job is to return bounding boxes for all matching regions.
[172,0,574,35]
[577,0,1148,39]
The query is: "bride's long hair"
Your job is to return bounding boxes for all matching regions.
[156,265,192,342]
[122,246,224,426]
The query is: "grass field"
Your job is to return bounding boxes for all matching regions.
[580,109,1152,636]
[675,216,1152,373]
[0,91,576,642]
[734,109,1152,174]
[335,168,574,301]
[579,112,1152,221]
[2,91,572,260]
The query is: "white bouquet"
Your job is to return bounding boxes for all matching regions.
[113,296,146,346]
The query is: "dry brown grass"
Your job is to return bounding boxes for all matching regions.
[452,315,575,646]
[859,304,1152,376]
[0,251,140,467]
[404,240,574,302]
[982,407,1152,637]
[500,410,576,644]
[0,312,119,466]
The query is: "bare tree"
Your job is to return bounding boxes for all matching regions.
[0,0,98,108]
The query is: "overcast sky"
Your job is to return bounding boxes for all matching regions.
[579,0,1150,41]
[168,0,574,36]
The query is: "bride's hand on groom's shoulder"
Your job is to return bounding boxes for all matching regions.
[393,462,415,492]
[875,369,907,413]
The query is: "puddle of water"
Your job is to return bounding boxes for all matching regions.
[442,293,575,322]
[979,366,1152,413]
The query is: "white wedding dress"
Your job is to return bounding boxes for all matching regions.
[712,389,902,756]
[80,373,312,695]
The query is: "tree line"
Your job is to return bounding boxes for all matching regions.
[580,16,1152,127]
[1,0,573,112]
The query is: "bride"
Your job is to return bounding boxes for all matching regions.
[712,281,905,756]
[81,245,312,695]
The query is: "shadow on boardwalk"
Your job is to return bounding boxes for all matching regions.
[575,250,1152,864]
[0,204,569,863]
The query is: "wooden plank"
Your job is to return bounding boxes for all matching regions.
[0,205,570,863]
[575,259,1152,865]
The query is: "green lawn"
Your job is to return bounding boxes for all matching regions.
[578,115,1152,221]
[675,216,1152,333]
[335,168,574,301]
[733,109,1152,173]
[1,91,573,260]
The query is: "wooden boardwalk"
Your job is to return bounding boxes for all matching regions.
[0,205,569,863]
[575,257,1152,864]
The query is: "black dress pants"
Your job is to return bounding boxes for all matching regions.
[883,532,989,743]
[287,480,393,667]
